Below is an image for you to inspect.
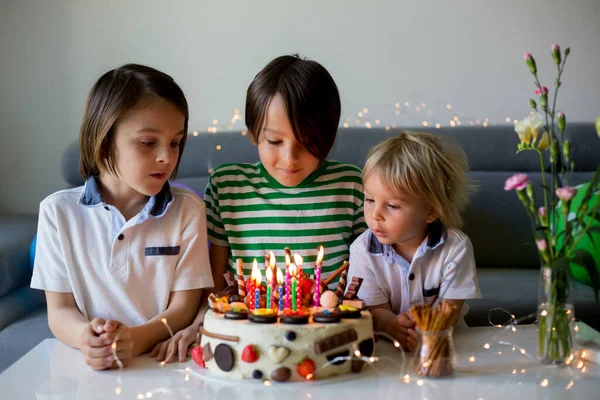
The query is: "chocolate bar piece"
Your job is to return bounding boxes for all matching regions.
[223,271,236,287]
[314,329,358,355]
[344,277,364,300]
[203,342,214,361]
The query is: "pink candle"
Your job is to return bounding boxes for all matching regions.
[313,246,324,307]
[294,254,303,310]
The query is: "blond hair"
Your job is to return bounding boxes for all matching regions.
[363,131,474,229]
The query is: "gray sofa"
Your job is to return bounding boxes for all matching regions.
[1,123,598,373]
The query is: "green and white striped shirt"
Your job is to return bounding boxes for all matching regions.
[204,160,367,287]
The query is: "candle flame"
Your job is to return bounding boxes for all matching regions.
[276,268,284,284]
[316,245,324,265]
[285,253,291,266]
[269,251,276,268]
[289,263,297,277]
[293,253,303,266]
[252,259,262,285]
[266,265,273,283]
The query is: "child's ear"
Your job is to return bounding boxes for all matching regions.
[425,208,439,224]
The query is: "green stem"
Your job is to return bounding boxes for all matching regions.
[538,150,553,259]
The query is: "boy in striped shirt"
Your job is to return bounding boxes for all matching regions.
[152,54,367,363]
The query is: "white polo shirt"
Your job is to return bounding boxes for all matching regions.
[347,224,482,325]
[31,177,214,326]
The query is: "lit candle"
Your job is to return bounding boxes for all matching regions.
[276,268,284,313]
[252,259,261,310]
[294,254,303,310]
[313,245,324,308]
[285,252,291,310]
[290,263,297,312]
[266,263,273,310]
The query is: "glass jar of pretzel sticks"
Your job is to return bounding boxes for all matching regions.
[415,327,456,378]
[410,300,458,378]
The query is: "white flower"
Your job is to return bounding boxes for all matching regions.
[515,113,544,144]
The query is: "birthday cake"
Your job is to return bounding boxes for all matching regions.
[195,249,374,383]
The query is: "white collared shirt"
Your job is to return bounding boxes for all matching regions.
[31,178,214,326]
[347,227,482,325]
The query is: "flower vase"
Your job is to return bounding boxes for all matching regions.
[537,266,574,365]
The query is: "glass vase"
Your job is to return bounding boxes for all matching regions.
[537,267,575,365]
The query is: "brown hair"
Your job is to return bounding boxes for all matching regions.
[363,131,475,229]
[79,64,189,179]
[245,54,341,162]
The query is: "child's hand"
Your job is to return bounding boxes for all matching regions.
[150,324,198,363]
[392,313,418,352]
[97,320,134,368]
[80,318,115,370]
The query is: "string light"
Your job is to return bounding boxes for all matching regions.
[189,101,514,135]
[216,145,222,150]
[483,343,490,349]
[540,379,548,387]
[566,380,574,390]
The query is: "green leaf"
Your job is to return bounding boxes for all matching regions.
[571,249,600,303]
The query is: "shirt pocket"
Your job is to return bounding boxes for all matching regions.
[423,285,440,298]
[144,246,180,256]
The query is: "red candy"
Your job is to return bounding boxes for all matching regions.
[241,345,260,363]
[296,358,316,379]
[191,345,205,368]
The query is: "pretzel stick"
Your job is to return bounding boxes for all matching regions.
[200,327,240,343]
[321,261,350,287]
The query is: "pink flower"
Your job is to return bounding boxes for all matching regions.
[504,174,530,191]
[537,239,548,252]
[552,44,560,53]
[555,186,578,201]
[538,207,547,217]
[541,86,549,95]
[524,53,532,60]
[534,88,541,96]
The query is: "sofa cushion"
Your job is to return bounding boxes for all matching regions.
[0,213,38,298]
[466,268,599,330]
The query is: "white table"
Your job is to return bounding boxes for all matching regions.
[1,325,599,400]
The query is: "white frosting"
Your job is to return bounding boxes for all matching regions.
[200,310,374,382]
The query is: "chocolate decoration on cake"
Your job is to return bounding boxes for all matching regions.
[214,344,235,372]
[358,338,375,357]
[236,258,246,297]
[344,277,364,300]
[313,309,342,323]
[285,330,297,341]
[326,350,350,365]
[248,310,277,324]
[342,299,366,310]
[271,367,292,382]
[228,294,244,303]
[280,314,309,325]
[339,308,362,319]
[224,309,249,320]
[224,271,236,288]
[202,343,213,361]
[314,329,358,354]
[351,358,365,373]
[334,269,348,298]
